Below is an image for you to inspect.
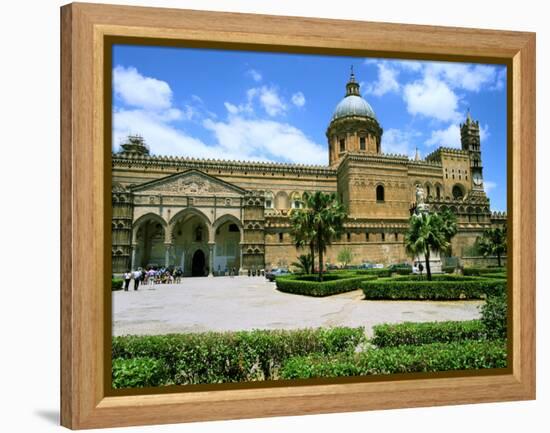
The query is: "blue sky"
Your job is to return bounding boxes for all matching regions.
[112,45,507,211]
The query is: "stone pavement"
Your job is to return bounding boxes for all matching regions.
[112,276,483,336]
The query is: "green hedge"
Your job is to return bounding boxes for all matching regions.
[372,320,486,347]
[390,274,481,282]
[481,294,507,339]
[276,274,377,297]
[356,269,392,277]
[361,278,506,300]
[112,327,365,386]
[442,265,456,274]
[112,357,169,389]
[112,278,124,291]
[463,267,506,276]
[280,339,507,379]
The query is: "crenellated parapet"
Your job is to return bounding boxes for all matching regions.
[112,152,336,178]
[425,147,470,162]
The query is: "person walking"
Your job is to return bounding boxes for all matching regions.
[133,268,142,290]
[123,270,132,291]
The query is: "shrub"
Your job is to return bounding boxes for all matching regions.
[112,357,169,388]
[463,267,506,276]
[390,274,480,282]
[112,278,124,291]
[361,278,506,300]
[112,327,366,385]
[480,294,508,339]
[280,339,507,379]
[372,320,486,347]
[356,268,392,277]
[276,274,376,297]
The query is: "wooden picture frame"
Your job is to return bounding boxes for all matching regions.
[60,2,536,429]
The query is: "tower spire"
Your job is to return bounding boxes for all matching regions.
[346,66,360,96]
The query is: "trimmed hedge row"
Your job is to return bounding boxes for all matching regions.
[280,339,507,379]
[371,320,486,347]
[112,278,124,291]
[356,269,392,277]
[112,327,365,387]
[361,278,506,300]
[390,274,481,282]
[276,275,377,297]
[463,267,506,276]
[112,357,169,389]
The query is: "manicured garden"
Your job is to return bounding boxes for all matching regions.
[112,290,507,387]
[275,266,507,300]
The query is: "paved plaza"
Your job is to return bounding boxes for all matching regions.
[112,276,484,336]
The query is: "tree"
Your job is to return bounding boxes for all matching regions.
[290,206,316,274]
[337,247,354,268]
[291,254,313,274]
[477,225,507,267]
[304,191,347,281]
[405,211,457,280]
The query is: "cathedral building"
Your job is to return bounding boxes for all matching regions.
[111,71,506,276]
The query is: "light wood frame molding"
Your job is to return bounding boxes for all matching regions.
[60,2,536,429]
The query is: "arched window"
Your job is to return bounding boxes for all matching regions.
[265,191,274,208]
[290,192,303,209]
[452,185,464,200]
[376,185,385,202]
[195,225,203,242]
[436,186,441,199]
[360,136,366,150]
[339,138,346,152]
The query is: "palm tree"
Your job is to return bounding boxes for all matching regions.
[477,225,507,267]
[405,211,456,280]
[290,207,316,274]
[304,191,346,281]
[291,254,313,274]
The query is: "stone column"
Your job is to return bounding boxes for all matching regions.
[164,243,172,267]
[208,243,215,277]
[239,243,245,275]
[131,243,137,270]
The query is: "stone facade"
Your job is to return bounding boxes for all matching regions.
[111,74,505,276]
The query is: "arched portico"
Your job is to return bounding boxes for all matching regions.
[212,214,243,275]
[131,213,169,269]
[170,208,212,277]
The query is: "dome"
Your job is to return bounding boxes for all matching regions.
[332,95,376,121]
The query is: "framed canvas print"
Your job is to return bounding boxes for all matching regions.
[60,2,536,429]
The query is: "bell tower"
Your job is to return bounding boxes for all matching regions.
[460,111,484,191]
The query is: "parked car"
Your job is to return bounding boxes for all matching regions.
[359,263,375,269]
[373,263,385,269]
[265,268,290,281]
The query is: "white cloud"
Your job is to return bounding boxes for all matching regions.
[113,66,173,111]
[113,66,325,164]
[426,123,490,148]
[291,91,306,107]
[203,116,326,164]
[382,128,422,157]
[425,124,461,148]
[246,69,263,82]
[484,180,497,194]
[256,86,287,116]
[425,62,497,93]
[364,63,400,97]
[490,68,507,91]
[403,76,460,122]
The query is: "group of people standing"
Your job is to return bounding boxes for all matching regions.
[122,266,184,291]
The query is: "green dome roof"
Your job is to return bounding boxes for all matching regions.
[331,68,377,121]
